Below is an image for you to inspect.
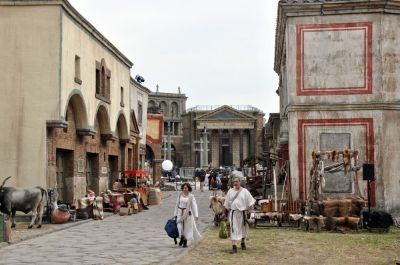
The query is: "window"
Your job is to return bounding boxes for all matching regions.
[138,102,143,125]
[174,122,179,135]
[120,87,124,107]
[95,59,111,103]
[96,68,101,94]
[171,102,179,118]
[74,55,81,84]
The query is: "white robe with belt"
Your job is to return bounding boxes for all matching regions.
[174,193,201,241]
[224,187,255,241]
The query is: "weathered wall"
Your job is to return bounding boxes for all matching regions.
[288,110,381,202]
[286,14,381,104]
[380,110,400,213]
[0,6,60,187]
[280,12,400,213]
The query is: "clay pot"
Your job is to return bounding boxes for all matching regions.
[52,208,71,224]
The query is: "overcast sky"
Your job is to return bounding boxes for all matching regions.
[68,0,280,115]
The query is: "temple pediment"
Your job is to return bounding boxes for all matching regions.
[195,105,255,121]
[195,105,256,130]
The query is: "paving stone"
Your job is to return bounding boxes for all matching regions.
[0,190,214,264]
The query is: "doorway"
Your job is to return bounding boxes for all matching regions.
[221,146,231,166]
[56,149,73,203]
[221,137,231,166]
[86,153,99,194]
[108,155,119,189]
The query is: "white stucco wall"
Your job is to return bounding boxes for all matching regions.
[0,5,61,187]
[130,81,149,146]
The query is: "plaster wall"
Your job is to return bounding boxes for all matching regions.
[0,6,60,187]
[288,110,384,207]
[285,14,382,106]
[60,11,131,136]
[380,111,400,214]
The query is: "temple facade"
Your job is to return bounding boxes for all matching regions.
[182,105,265,168]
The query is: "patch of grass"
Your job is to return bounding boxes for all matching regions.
[174,227,400,265]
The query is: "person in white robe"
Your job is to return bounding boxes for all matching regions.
[224,177,255,254]
[174,183,201,248]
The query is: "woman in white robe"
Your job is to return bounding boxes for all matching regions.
[174,183,201,247]
[224,177,256,254]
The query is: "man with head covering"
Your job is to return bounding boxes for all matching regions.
[223,177,255,254]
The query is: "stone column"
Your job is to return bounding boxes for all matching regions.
[219,130,223,167]
[153,159,163,185]
[239,130,244,167]
[249,130,255,157]
[229,130,233,167]
[203,128,208,167]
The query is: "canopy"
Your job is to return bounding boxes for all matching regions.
[123,170,148,177]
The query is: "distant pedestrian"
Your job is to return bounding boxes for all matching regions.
[174,183,201,248]
[200,170,206,192]
[208,172,213,190]
[211,175,219,196]
[224,177,255,254]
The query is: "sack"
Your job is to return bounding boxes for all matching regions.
[119,207,131,216]
[165,218,179,239]
[219,220,229,239]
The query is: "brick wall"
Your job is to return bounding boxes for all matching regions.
[47,104,128,204]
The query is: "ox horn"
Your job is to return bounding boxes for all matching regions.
[0,176,11,190]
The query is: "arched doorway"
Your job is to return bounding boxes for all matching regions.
[49,92,90,204]
[116,113,129,172]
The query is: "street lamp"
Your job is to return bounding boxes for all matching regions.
[167,109,173,161]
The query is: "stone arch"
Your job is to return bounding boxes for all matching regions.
[64,90,89,129]
[94,103,111,135]
[116,112,129,140]
[159,101,168,115]
[171,102,179,117]
[148,100,156,108]
[145,145,155,162]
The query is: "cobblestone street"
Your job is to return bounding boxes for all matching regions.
[0,189,214,265]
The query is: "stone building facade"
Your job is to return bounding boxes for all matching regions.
[148,89,187,167]
[0,0,136,203]
[182,105,265,168]
[275,0,400,214]
[130,78,151,170]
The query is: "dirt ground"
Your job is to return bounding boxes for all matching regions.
[175,226,400,265]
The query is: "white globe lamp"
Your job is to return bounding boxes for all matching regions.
[162,160,173,172]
